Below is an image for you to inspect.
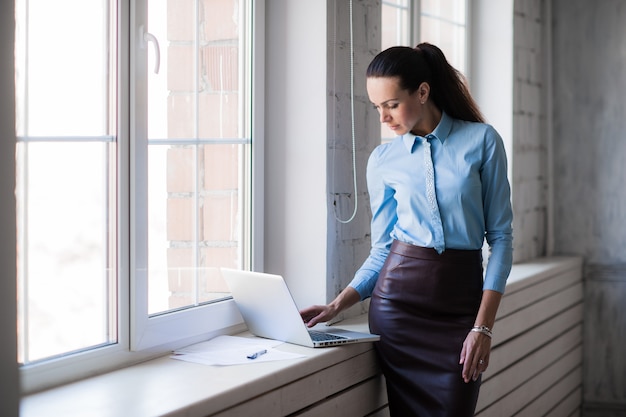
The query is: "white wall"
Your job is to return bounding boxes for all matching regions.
[469,0,514,173]
[264,1,329,307]
[0,0,21,414]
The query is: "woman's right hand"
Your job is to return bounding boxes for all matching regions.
[299,304,338,328]
[299,286,361,328]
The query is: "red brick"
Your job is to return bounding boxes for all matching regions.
[167,147,196,193]
[201,0,239,41]
[198,92,239,138]
[167,44,195,92]
[203,144,239,190]
[167,197,196,241]
[202,193,238,241]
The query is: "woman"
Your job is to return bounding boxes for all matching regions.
[300,43,513,416]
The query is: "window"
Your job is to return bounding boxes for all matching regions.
[382,0,412,49]
[419,0,467,74]
[131,0,255,351]
[15,0,118,365]
[15,0,258,392]
[139,1,252,317]
[381,0,468,141]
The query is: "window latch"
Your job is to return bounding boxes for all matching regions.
[140,25,160,74]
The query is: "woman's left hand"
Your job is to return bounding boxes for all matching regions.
[459,330,491,383]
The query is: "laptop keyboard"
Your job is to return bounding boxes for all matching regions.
[309,330,347,342]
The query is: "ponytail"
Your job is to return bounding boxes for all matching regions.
[415,43,484,123]
[366,43,484,123]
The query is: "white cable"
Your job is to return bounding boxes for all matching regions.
[334,0,358,224]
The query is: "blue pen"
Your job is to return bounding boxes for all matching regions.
[247,349,267,360]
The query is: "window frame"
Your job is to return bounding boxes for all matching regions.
[18,0,265,394]
[128,0,252,351]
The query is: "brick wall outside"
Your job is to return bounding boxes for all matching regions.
[166,0,242,309]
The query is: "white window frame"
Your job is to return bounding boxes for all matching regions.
[129,0,248,352]
[18,0,265,394]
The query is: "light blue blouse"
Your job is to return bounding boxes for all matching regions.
[349,112,513,299]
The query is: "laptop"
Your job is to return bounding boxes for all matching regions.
[221,268,380,348]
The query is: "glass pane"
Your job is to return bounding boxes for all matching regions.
[15,0,117,364]
[420,16,466,74]
[422,0,466,25]
[382,0,410,49]
[16,142,116,363]
[146,0,251,315]
[381,0,410,142]
[15,0,112,137]
[420,0,466,74]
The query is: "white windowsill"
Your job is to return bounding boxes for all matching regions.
[20,315,375,417]
[21,256,582,417]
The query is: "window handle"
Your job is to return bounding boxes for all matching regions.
[140,26,160,74]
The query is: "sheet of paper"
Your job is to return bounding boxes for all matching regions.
[170,335,306,366]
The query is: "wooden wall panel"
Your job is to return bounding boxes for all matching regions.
[475,258,584,416]
[293,377,387,417]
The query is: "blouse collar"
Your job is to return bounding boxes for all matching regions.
[401,111,453,153]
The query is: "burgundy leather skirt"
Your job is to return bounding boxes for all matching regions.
[369,240,484,417]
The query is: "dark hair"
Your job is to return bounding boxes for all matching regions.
[366,43,485,123]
